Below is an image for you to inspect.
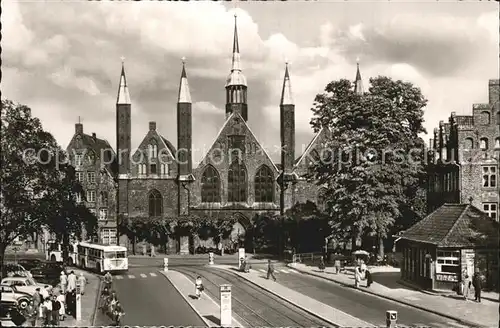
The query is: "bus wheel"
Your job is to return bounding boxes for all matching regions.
[68,257,74,266]
[50,255,56,262]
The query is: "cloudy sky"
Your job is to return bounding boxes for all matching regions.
[3,1,498,163]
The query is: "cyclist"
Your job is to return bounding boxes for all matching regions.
[99,287,110,312]
[103,271,113,290]
[112,301,125,325]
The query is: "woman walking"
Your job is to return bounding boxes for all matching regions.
[195,276,204,299]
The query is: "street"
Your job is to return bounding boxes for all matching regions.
[93,266,206,326]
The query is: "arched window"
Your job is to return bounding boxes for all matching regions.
[138,164,146,175]
[100,191,108,206]
[254,165,274,203]
[464,138,474,149]
[148,190,162,217]
[228,161,247,202]
[317,187,328,211]
[480,111,491,125]
[495,138,500,149]
[201,166,221,203]
[161,164,169,176]
[148,142,158,158]
[480,138,488,150]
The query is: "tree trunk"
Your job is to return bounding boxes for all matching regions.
[378,235,385,260]
[0,242,6,279]
[62,232,69,265]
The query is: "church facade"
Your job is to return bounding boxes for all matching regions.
[67,18,362,253]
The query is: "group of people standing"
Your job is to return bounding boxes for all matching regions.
[461,269,483,302]
[22,270,87,326]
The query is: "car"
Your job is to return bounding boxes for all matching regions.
[30,261,65,285]
[1,263,32,279]
[0,299,18,320]
[1,277,52,296]
[0,285,31,310]
[16,259,43,271]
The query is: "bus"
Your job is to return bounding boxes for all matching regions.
[45,240,78,265]
[77,242,128,274]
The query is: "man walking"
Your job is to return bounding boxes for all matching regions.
[60,271,67,294]
[266,259,276,281]
[472,269,482,303]
[67,271,77,293]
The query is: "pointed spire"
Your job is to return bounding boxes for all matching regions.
[117,57,131,105]
[354,58,364,95]
[281,61,294,105]
[225,13,247,87]
[178,57,192,103]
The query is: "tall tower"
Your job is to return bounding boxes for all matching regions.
[279,62,296,214]
[116,59,131,240]
[354,60,364,95]
[225,14,248,121]
[177,59,195,216]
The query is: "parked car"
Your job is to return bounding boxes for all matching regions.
[0,285,31,310]
[17,259,43,271]
[0,299,18,320]
[1,277,52,296]
[1,263,32,279]
[30,261,65,285]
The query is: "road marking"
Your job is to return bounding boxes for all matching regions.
[116,276,123,280]
[258,269,266,273]
[150,272,157,277]
[128,275,135,279]
[288,269,299,273]
[140,273,147,278]
[280,269,290,273]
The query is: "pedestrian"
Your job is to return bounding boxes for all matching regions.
[151,245,156,257]
[195,276,204,299]
[60,271,67,294]
[56,292,66,321]
[67,271,77,293]
[33,288,42,313]
[77,273,87,295]
[334,255,341,274]
[23,299,38,327]
[51,294,61,326]
[318,257,326,273]
[42,297,52,326]
[463,274,472,301]
[266,259,276,281]
[366,269,373,288]
[472,269,482,303]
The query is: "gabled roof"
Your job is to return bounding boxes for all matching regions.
[196,112,279,173]
[79,133,117,176]
[400,203,498,248]
[294,127,326,167]
[160,136,177,159]
[132,130,176,160]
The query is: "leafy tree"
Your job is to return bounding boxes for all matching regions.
[0,100,97,269]
[308,77,427,258]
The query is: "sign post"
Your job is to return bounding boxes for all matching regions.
[164,258,169,272]
[209,252,214,265]
[386,310,397,328]
[76,283,82,321]
[238,248,245,269]
[219,284,232,327]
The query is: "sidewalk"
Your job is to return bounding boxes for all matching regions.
[58,268,101,327]
[161,270,242,327]
[214,264,375,327]
[290,263,498,328]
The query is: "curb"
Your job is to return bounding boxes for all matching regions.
[216,265,372,328]
[158,270,212,327]
[91,276,103,326]
[290,265,488,328]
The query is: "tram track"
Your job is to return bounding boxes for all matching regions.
[175,266,332,327]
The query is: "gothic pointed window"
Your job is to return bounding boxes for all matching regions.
[228,161,247,202]
[148,140,158,158]
[201,165,221,203]
[148,189,162,217]
[254,165,274,203]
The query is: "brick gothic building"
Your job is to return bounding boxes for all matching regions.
[427,79,500,221]
[66,18,363,252]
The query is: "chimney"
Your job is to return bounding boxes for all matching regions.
[92,133,96,140]
[149,121,156,131]
[75,123,83,135]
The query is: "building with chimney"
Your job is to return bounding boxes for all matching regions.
[65,16,366,252]
[427,79,500,221]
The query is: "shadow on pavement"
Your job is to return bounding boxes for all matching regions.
[188,295,198,300]
[203,315,220,325]
[371,272,415,291]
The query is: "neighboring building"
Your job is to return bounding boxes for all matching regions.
[427,79,500,220]
[399,203,499,292]
[66,124,118,245]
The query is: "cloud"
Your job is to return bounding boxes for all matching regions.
[2,0,498,164]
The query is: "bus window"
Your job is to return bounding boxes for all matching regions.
[116,251,126,258]
[104,252,115,259]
